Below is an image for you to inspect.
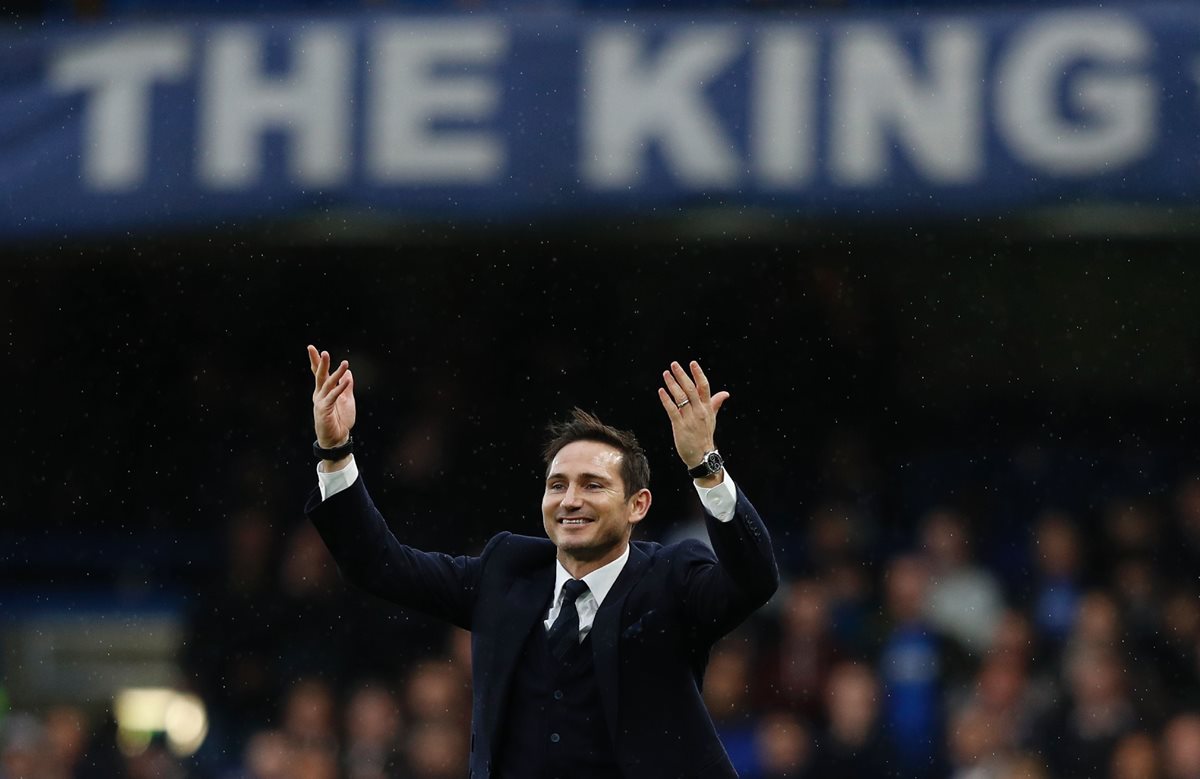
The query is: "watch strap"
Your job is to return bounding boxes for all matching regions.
[687,450,723,479]
[313,436,354,460]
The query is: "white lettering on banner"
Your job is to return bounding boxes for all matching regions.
[198,25,353,189]
[996,13,1154,175]
[752,29,818,186]
[49,32,190,191]
[367,22,507,184]
[45,11,1165,199]
[831,24,983,185]
[582,29,741,188]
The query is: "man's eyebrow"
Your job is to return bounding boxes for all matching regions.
[546,471,613,482]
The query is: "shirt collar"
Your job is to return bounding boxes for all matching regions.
[553,544,631,608]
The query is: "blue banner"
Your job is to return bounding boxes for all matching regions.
[2,4,1199,237]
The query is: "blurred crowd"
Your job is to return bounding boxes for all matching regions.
[7,454,1200,779]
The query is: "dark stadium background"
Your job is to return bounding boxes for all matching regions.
[15,227,1200,552]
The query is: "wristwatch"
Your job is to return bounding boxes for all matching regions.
[687,450,724,479]
[313,436,354,460]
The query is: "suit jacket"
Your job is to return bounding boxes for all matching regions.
[306,475,779,779]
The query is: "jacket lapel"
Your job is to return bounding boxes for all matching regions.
[591,543,651,746]
[483,565,555,747]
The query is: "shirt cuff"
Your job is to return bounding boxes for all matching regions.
[317,456,359,501]
[694,470,738,522]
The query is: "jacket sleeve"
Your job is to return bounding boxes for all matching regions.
[305,475,500,631]
[674,487,780,638]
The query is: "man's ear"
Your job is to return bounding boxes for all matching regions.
[627,489,652,525]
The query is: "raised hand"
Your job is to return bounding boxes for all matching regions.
[657,360,730,470]
[307,345,356,448]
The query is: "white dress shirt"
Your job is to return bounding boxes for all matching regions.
[317,457,740,642]
[543,545,630,641]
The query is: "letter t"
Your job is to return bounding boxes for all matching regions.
[50,32,191,191]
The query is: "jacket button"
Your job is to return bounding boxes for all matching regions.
[553,690,564,700]
[550,733,561,743]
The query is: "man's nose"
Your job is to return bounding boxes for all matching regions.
[561,485,583,507]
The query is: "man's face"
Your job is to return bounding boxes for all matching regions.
[542,440,649,569]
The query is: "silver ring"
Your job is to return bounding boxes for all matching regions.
[676,399,690,408]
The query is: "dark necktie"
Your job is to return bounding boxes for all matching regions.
[547,579,589,660]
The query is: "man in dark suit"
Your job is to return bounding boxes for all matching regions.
[304,346,779,779]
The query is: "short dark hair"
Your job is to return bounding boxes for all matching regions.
[543,408,650,498]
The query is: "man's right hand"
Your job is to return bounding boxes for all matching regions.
[307,345,356,456]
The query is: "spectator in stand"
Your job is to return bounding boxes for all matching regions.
[989,609,1038,666]
[283,676,338,741]
[965,650,1047,754]
[1148,589,1200,709]
[291,742,340,779]
[41,705,89,779]
[804,500,874,581]
[794,501,876,652]
[1103,500,1164,567]
[1111,555,1161,645]
[752,710,813,779]
[343,682,405,779]
[1029,510,1086,651]
[963,609,1054,754]
[184,508,284,769]
[1163,713,1200,779]
[400,720,468,779]
[822,557,873,652]
[275,522,351,685]
[946,703,1009,779]
[809,661,889,778]
[124,738,185,779]
[402,659,469,726]
[281,676,340,778]
[753,577,843,719]
[1110,731,1162,779]
[1063,590,1124,661]
[1171,476,1200,575]
[1,713,45,779]
[920,508,1005,654]
[703,639,760,777]
[1036,644,1138,779]
[1103,499,1166,646]
[875,553,966,779]
[223,729,292,779]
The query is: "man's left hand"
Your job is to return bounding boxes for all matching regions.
[658,360,729,478]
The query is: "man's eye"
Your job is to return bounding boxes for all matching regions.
[587,483,602,489]
[548,483,564,491]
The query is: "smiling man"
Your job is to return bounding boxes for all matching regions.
[304,346,779,779]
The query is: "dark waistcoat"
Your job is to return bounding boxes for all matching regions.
[494,617,621,779]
